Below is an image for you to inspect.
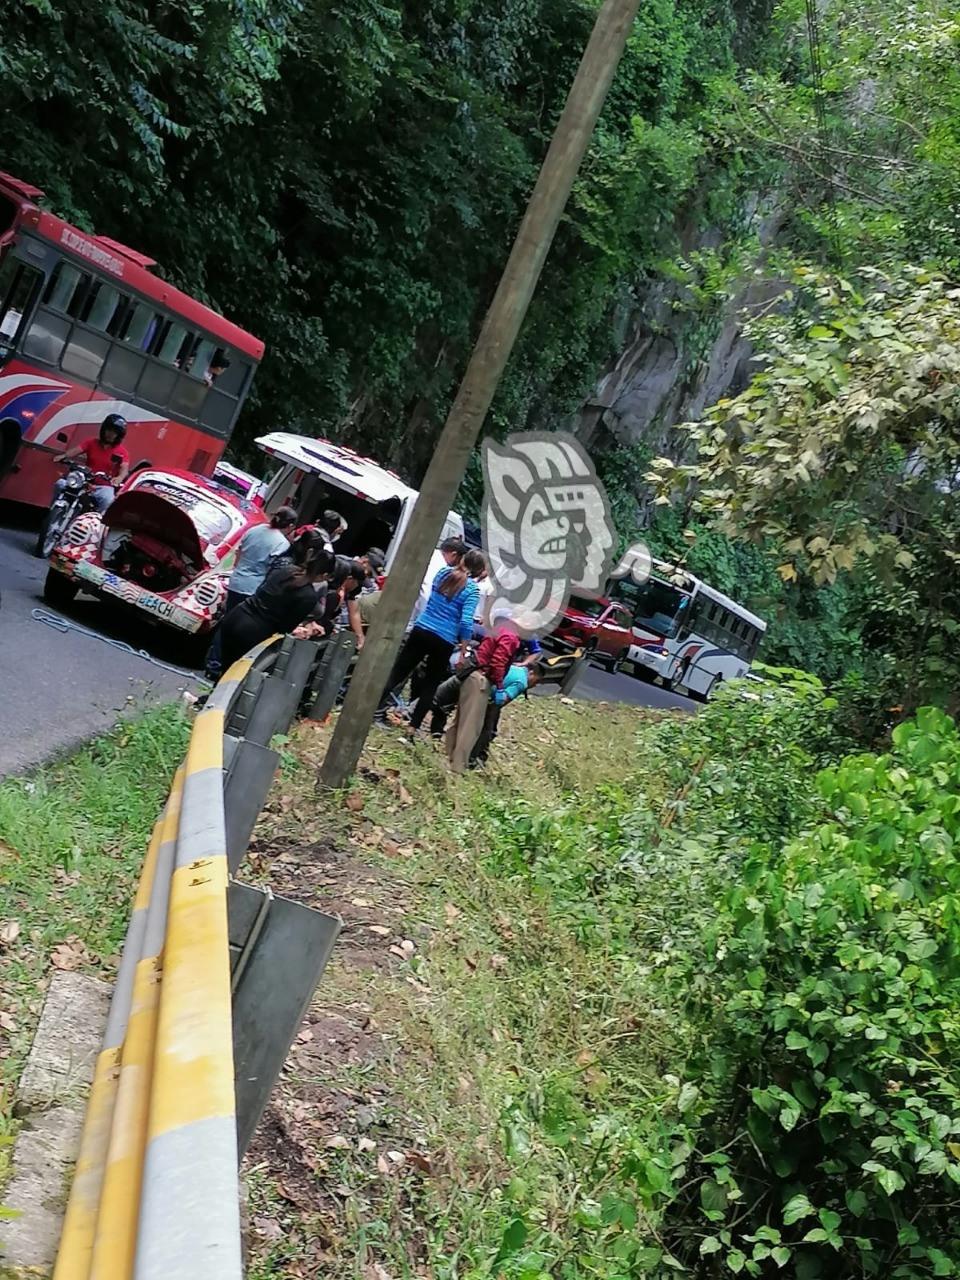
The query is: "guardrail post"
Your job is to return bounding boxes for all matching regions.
[227,884,340,1156]
[242,638,319,747]
[221,736,281,876]
[305,632,357,722]
[560,651,589,698]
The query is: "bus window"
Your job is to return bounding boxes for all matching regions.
[631,578,691,638]
[155,320,190,365]
[137,360,177,408]
[170,373,206,419]
[83,282,123,333]
[101,343,146,397]
[0,259,42,346]
[23,310,70,366]
[212,354,250,397]
[44,261,85,313]
[62,328,109,383]
[184,337,217,381]
[122,301,163,351]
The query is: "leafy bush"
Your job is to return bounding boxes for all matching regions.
[659,706,960,1277]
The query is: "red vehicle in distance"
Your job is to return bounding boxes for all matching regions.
[0,171,263,510]
[547,594,638,674]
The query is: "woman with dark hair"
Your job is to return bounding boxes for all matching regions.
[217,532,335,672]
[204,505,300,678]
[376,548,486,729]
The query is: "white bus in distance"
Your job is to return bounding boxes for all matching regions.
[610,561,767,701]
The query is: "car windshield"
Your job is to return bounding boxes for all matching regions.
[631,578,691,637]
[568,595,608,619]
[134,478,236,544]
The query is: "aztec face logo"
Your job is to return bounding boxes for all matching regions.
[481,432,617,637]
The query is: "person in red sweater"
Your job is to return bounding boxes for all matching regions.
[426,608,520,738]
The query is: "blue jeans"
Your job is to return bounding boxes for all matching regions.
[54,478,114,513]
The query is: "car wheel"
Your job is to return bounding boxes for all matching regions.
[612,648,630,675]
[43,569,79,610]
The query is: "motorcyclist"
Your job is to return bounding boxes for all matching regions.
[52,413,129,514]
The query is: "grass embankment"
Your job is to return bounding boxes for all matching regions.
[243,694,679,1279]
[0,704,189,1187]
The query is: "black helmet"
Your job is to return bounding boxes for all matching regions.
[100,413,127,443]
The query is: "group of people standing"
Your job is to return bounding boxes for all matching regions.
[204,520,542,772]
[204,507,380,678]
[372,535,544,771]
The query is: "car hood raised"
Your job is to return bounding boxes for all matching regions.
[103,489,208,569]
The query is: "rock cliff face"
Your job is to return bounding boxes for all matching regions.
[572,204,786,458]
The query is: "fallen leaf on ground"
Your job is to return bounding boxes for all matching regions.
[253,1216,284,1242]
[296,1028,314,1043]
[444,903,460,923]
[357,1137,377,1154]
[325,1134,351,1150]
[398,783,413,806]
[381,838,402,857]
[368,925,391,937]
[489,953,508,971]
[0,920,21,947]
[389,944,409,960]
[345,792,365,812]
[406,1150,433,1173]
[364,1264,394,1280]
[51,938,88,970]
[351,897,373,908]
[0,1010,16,1033]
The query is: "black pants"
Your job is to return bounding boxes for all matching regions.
[471,703,502,765]
[379,626,455,728]
[205,589,251,676]
[219,601,275,673]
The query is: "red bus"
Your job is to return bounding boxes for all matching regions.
[0,172,264,509]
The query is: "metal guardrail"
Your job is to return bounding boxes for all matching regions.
[52,635,342,1280]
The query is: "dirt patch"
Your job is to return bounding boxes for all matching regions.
[243,823,438,1276]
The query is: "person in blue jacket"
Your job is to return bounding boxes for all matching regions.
[377,548,485,729]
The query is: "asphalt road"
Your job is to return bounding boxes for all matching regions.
[0,508,691,774]
[570,654,693,712]
[0,509,198,775]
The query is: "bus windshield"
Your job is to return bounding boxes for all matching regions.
[631,578,691,637]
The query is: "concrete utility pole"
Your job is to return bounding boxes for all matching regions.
[319,0,642,789]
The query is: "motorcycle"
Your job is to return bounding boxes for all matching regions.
[35,463,114,559]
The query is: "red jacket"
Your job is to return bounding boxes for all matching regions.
[476,631,521,688]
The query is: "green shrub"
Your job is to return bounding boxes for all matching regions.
[660,706,960,1277]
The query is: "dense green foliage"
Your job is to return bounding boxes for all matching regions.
[660,705,960,1277]
[650,264,960,716]
[0,0,770,477]
[459,690,960,1278]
